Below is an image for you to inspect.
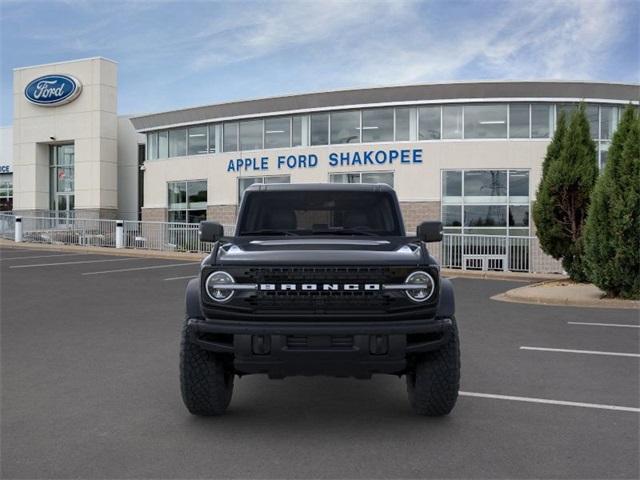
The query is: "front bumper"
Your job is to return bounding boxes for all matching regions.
[187,317,452,378]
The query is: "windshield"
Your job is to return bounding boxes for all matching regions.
[237,190,403,236]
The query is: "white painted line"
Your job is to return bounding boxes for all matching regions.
[568,321,640,329]
[10,258,137,269]
[459,391,640,413]
[164,275,197,281]
[1,253,88,261]
[520,346,640,358]
[83,262,199,275]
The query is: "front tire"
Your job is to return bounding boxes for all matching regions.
[406,316,460,416]
[180,319,234,416]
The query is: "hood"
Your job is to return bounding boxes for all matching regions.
[212,237,424,266]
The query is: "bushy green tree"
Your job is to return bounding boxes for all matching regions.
[584,106,640,298]
[533,105,598,281]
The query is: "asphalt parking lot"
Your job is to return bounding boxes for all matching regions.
[1,245,638,479]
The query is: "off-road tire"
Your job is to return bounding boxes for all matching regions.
[180,319,234,416]
[406,316,460,416]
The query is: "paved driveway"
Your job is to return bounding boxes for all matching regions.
[1,245,638,479]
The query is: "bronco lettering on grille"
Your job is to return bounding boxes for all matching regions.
[259,283,381,291]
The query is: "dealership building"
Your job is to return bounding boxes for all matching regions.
[5,57,639,243]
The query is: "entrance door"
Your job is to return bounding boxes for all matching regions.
[50,144,75,222]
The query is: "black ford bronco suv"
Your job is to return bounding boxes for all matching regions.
[181,183,459,416]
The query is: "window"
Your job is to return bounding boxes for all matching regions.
[238,175,290,203]
[395,107,411,141]
[464,205,506,227]
[463,170,507,202]
[236,190,402,236]
[586,104,599,139]
[168,128,186,157]
[509,104,529,138]
[442,205,462,227]
[292,116,303,146]
[419,106,441,140]
[187,126,207,155]
[531,104,552,138]
[362,108,394,143]
[158,131,168,159]
[464,104,507,139]
[168,180,207,223]
[600,106,619,140]
[264,117,291,149]
[509,170,529,201]
[49,144,75,218]
[223,122,238,152]
[330,110,360,144]
[0,173,12,211]
[147,132,158,160]
[208,124,217,153]
[310,113,329,145]
[442,171,462,201]
[330,171,394,188]
[442,106,463,139]
[441,169,530,237]
[240,120,263,150]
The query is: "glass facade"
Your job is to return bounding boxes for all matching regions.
[144,103,624,164]
[238,175,290,203]
[49,144,75,218]
[442,169,530,236]
[168,180,207,223]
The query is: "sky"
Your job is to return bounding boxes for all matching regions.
[1,0,638,126]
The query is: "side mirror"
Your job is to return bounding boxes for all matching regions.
[417,221,443,242]
[200,221,224,243]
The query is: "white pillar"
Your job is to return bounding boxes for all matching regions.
[116,220,124,248]
[14,217,23,243]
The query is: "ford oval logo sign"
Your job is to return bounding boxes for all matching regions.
[24,74,82,106]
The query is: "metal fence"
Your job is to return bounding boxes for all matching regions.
[426,234,563,274]
[1,213,562,273]
[20,216,118,248]
[0,213,15,240]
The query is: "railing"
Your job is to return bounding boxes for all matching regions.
[0,213,15,240]
[1,213,562,273]
[427,234,563,274]
[19,216,118,248]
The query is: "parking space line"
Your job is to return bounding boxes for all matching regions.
[1,253,88,261]
[82,262,199,275]
[164,275,197,281]
[10,258,136,269]
[459,391,640,413]
[568,321,640,329]
[520,346,640,358]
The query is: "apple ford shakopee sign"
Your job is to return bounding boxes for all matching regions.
[24,74,82,106]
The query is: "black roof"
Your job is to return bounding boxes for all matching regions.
[245,182,395,193]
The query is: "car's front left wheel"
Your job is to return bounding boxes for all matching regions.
[180,319,234,416]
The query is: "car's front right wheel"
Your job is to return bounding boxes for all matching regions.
[406,316,460,416]
[180,319,234,416]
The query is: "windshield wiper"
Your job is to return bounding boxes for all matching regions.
[240,229,299,236]
[310,229,378,237]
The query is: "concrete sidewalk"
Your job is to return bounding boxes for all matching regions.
[0,238,565,282]
[493,280,640,310]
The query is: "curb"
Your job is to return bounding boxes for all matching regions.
[0,238,206,261]
[492,282,640,310]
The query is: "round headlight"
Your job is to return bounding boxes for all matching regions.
[404,271,435,302]
[205,271,235,303]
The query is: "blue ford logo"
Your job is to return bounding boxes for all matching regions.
[24,74,82,106]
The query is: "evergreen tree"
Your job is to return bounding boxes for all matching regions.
[533,104,598,281]
[584,106,640,298]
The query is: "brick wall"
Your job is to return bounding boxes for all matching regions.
[207,205,237,225]
[399,201,441,233]
[141,208,167,222]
